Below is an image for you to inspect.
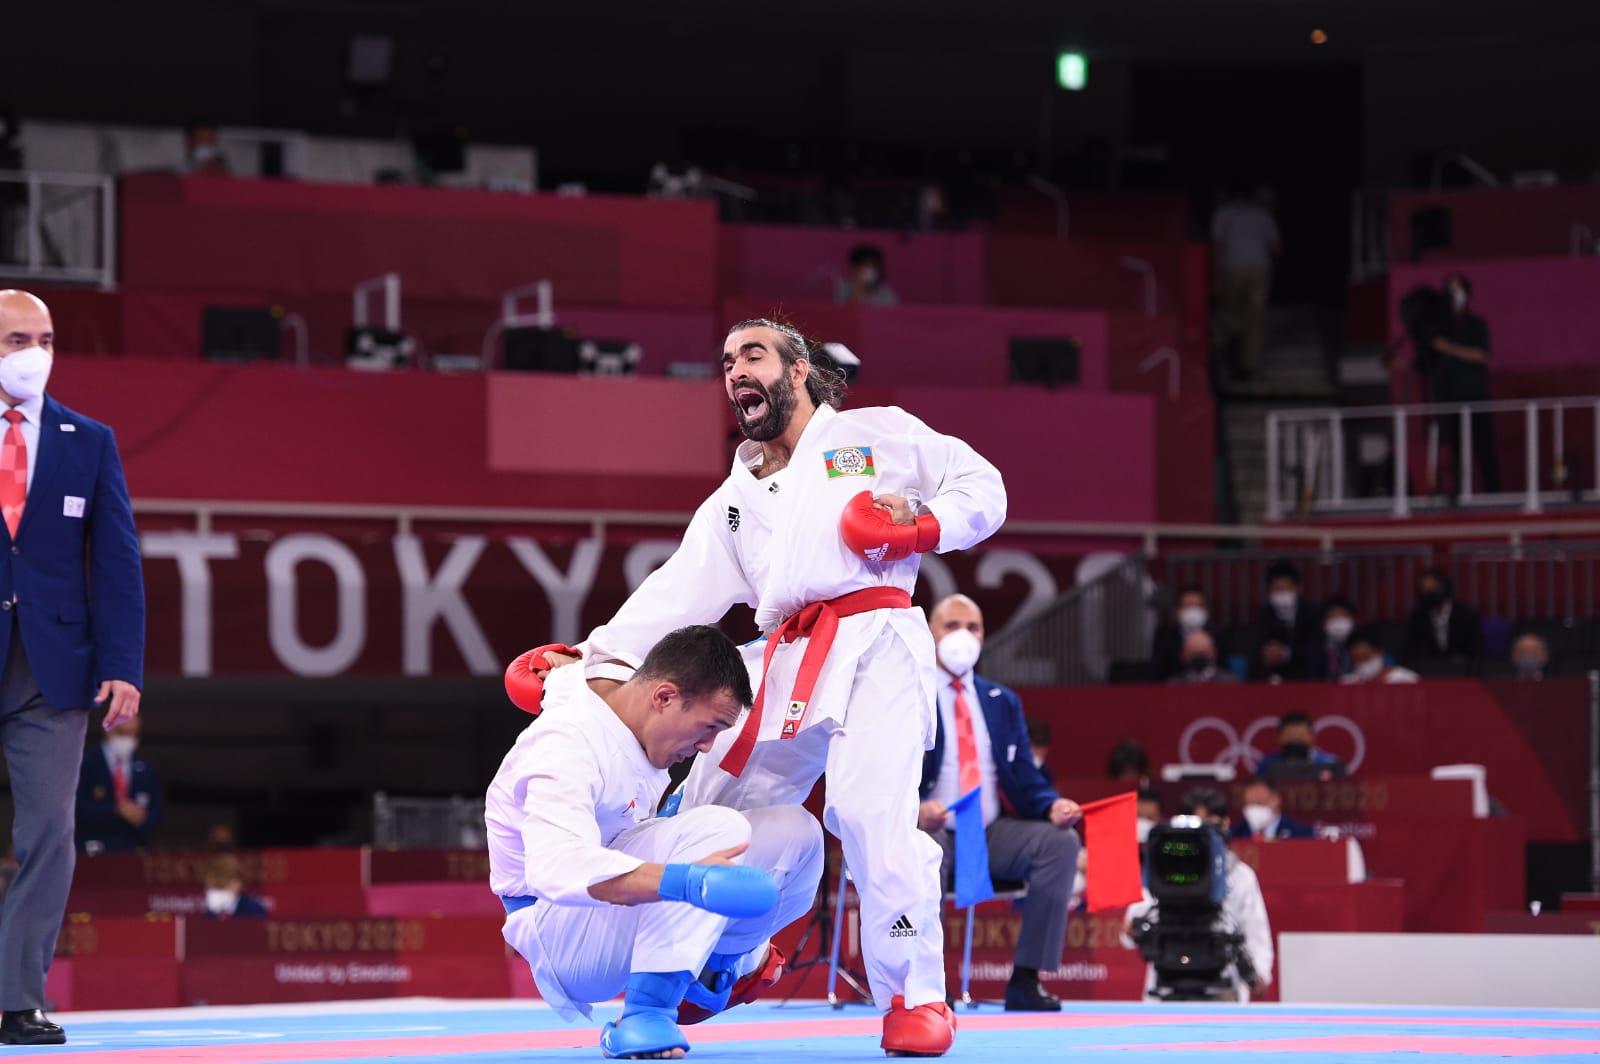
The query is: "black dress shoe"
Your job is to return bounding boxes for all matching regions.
[1003,982,1063,1012]
[0,1008,66,1045]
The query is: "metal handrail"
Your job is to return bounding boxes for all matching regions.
[1266,395,1600,520]
[0,169,116,289]
[131,497,1600,552]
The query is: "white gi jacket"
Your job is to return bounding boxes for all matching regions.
[484,663,668,906]
[584,403,1006,743]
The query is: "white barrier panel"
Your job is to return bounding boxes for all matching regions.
[1280,933,1600,1007]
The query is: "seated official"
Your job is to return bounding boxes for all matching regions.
[200,854,269,919]
[1255,711,1347,783]
[1228,777,1312,841]
[75,718,163,854]
[919,595,1082,1013]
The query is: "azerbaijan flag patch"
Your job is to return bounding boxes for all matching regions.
[824,446,875,478]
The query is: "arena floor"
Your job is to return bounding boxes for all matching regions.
[15,997,1600,1062]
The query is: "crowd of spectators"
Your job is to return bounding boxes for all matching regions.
[1146,561,1589,684]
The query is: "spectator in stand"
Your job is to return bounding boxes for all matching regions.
[834,243,898,307]
[1510,633,1551,681]
[1168,630,1239,685]
[1317,595,1357,681]
[1027,717,1056,788]
[1402,568,1483,669]
[1343,625,1418,685]
[1250,561,1324,682]
[1429,272,1500,496]
[1150,585,1218,681]
[1106,740,1151,790]
[1211,184,1281,382]
[1255,712,1346,782]
[183,121,231,178]
[1229,777,1312,841]
[75,717,163,854]
[200,853,268,919]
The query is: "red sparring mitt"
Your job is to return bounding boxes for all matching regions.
[504,644,582,717]
[838,490,941,563]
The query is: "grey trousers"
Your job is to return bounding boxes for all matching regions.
[0,627,86,1010]
[933,817,1080,973]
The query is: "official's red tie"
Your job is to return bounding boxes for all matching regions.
[112,760,129,803]
[950,677,982,796]
[0,409,25,538]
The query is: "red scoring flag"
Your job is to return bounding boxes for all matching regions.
[1078,791,1144,913]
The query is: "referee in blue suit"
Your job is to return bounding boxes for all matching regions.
[0,290,144,1046]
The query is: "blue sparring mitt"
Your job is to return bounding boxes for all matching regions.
[658,863,778,919]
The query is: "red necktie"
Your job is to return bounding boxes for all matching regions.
[112,759,129,803]
[0,410,25,538]
[951,677,982,796]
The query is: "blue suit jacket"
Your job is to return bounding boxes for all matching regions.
[919,673,1059,820]
[0,396,144,710]
[75,746,164,852]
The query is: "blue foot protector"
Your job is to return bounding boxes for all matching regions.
[600,970,693,1059]
[681,951,740,1018]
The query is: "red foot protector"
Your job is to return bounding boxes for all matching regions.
[880,994,956,1057]
[504,645,581,716]
[677,943,787,1026]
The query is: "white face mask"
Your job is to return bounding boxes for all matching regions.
[1135,817,1156,845]
[1324,617,1353,644]
[0,345,52,402]
[1449,286,1467,310]
[858,266,881,287]
[1177,606,1207,632]
[1241,803,1275,834]
[204,888,238,915]
[105,734,138,761]
[1032,751,1045,769]
[937,628,982,676]
[1270,590,1297,617]
[1353,655,1384,680]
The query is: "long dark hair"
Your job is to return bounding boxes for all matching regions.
[727,318,847,409]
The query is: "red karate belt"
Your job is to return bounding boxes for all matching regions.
[719,586,913,776]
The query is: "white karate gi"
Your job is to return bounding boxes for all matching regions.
[583,403,1007,1010]
[485,663,823,1021]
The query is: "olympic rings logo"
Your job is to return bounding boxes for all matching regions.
[1176,715,1366,774]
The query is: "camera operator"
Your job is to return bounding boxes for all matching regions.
[1123,787,1274,1002]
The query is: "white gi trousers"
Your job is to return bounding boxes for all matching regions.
[680,621,947,1012]
[501,804,822,1021]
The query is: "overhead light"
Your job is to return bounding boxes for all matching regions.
[1310,28,1329,45]
[1056,52,1087,91]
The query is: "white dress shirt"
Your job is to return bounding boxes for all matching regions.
[929,668,1001,828]
[4,394,43,489]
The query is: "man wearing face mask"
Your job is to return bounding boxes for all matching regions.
[74,717,163,853]
[834,244,899,307]
[200,854,267,919]
[1168,629,1238,685]
[1150,585,1219,682]
[1509,633,1550,681]
[1427,272,1499,496]
[0,291,143,1045]
[1250,562,1324,682]
[1255,712,1346,783]
[918,594,1082,1013]
[1228,778,1312,841]
[1317,596,1356,681]
[1402,568,1483,669]
[1341,626,1418,685]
